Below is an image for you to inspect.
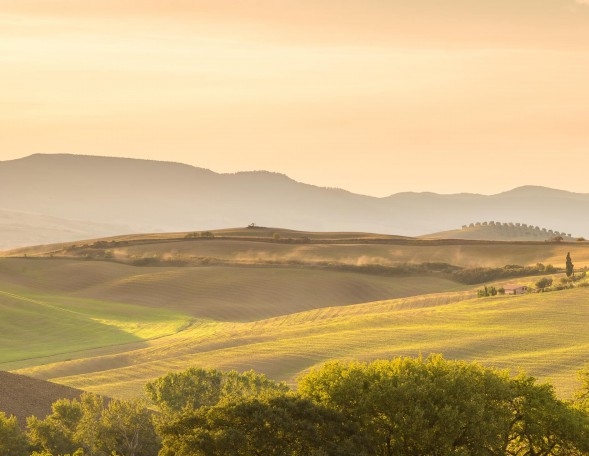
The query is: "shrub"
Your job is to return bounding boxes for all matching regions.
[536,277,553,290]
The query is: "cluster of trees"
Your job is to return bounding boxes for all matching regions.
[4,356,589,456]
[0,394,158,456]
[453,263,555,285]
[309,262,552,285]
[461,222,572,237]
[184,231,214,239]
[476,254,586,295]
[477,285,505,297]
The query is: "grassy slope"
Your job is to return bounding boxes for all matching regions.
[2,234,589,403]
[0,258,467,367]
[0,258,467,321]
[0,288,191,364]
[14,287,589,401]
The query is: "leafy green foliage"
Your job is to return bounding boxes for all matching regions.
[0,411,29,456]
[145,367,289,413]
[298,355,589,456]
[157,395,366,456]
[27,398,82,455]
[27,393,158,456]
[10,359,589,455]
[100,399,160,456]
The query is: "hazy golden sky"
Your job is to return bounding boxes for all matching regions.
[2,0,589,196]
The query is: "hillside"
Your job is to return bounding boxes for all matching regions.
[0,371,84,426]
[0,258,466,325]
[424,222,577,241]
[13,287,589,401]
[1,154,589,248]
[5,229,589,270]
[0,232,588,402]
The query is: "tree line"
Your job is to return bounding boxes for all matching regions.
[462,222,573,238]
[2,355,589,455]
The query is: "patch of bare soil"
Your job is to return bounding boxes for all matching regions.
[0,371,84,428]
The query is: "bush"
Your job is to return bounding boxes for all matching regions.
[536,277,553,290]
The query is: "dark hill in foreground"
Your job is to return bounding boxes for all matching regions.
[0,371,84,427]
[1,154,588,248]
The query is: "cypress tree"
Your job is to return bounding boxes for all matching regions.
[566,252,574,277]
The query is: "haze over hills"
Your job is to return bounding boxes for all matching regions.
[423,222,577,242]
[0,208,129,250]
[1,154,588,249]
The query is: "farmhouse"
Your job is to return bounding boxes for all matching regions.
[503,284,528,295]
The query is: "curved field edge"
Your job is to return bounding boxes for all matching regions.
[0,257,469,368]
[0,258,469,323]
[15,288,589,400]
[0,289,192,366]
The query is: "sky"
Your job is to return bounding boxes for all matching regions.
[1,0,589,197]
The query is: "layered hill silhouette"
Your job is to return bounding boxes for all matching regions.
[1,154,588,249]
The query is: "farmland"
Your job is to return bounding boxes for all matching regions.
[1,230,588,402]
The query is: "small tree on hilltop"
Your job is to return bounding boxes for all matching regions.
[566,252,574,277]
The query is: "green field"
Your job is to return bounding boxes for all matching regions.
[1,233,588,402]
[0,288,191,364]
[12,287,589,400]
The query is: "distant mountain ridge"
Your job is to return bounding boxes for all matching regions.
[0,154,588,249]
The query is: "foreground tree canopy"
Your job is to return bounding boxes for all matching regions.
[299,355,589,455]
[2,356,589,456]
[149,357,589,456]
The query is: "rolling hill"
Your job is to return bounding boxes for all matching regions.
[5,227,589,269]
[424,222,578,242]
[1,231,589,404]
[12,287,589,401]
[1,154,589,249]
